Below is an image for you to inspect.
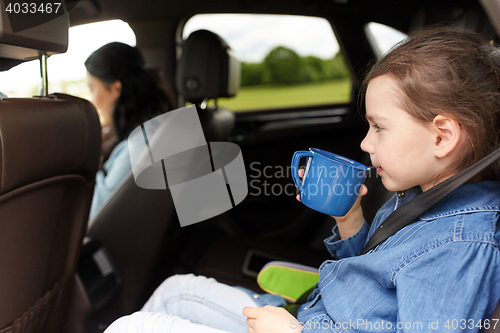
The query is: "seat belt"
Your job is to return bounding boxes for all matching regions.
[360,147,500,255]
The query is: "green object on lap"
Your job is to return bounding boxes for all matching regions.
[257,261,319,303]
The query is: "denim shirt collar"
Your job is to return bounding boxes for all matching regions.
[420,180,500,220]
[368,181,500,238]
[387,181,500,220]
[394,186,421,210]
[386,181,500,218]
[367,186,421,238]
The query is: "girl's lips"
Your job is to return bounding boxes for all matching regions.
[377,167,383,174]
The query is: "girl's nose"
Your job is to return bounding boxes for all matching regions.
[360,134,372,154]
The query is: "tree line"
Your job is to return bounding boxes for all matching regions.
[241,46,350,87]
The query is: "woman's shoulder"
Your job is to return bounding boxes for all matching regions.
[101,139,133,185]
[103,140,130,168]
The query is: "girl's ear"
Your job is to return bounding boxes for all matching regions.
[109,80,122,99]
[432,115,462,158]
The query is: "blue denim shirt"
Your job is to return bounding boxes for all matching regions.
[89,139,131,220]
[297,181,500,332]
[89,122,160,220]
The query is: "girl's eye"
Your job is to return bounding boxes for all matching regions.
[373,124,383,132]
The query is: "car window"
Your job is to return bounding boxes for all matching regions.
[365,22,408,59]
[183,14,352,112]
[0,19,136,99]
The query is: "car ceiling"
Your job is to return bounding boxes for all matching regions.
[69,0,480,33]
[65,0,492,97]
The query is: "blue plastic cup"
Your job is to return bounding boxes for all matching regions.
[291,148,370,216]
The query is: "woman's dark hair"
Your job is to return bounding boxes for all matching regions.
[361,26,500,181]
[85,42,176,141]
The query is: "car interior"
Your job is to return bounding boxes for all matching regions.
[0,0,499,332]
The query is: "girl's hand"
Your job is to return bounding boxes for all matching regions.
[332,183,367,239]
[243,306,302,333]
[295,168,368,239]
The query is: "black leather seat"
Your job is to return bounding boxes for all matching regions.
[0,94,101,332]
[0,8,101,332]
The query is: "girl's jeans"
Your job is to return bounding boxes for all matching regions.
[103,274,286,333]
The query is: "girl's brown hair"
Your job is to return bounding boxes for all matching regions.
[361,26,500,181]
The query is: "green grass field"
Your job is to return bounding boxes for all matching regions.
[217,79,352,112]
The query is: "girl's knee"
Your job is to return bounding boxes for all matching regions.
[154,273,196,295]
[145,274,215,309]
[161,274,216,292]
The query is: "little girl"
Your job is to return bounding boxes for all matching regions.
[104,27,500,333]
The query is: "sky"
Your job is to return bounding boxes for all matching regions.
[0,15,406,97]
[184,15,407,63]
[184,14,339,63]
[0,20,136,96]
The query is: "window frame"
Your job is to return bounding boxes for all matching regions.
[177,13,355,115]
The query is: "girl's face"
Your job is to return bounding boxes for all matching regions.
[86,72,121,128]
[360,74,439,192]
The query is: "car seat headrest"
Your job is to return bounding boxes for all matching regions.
[176,29,240,104]
[0,94,101,195]
[0,6,69,70]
